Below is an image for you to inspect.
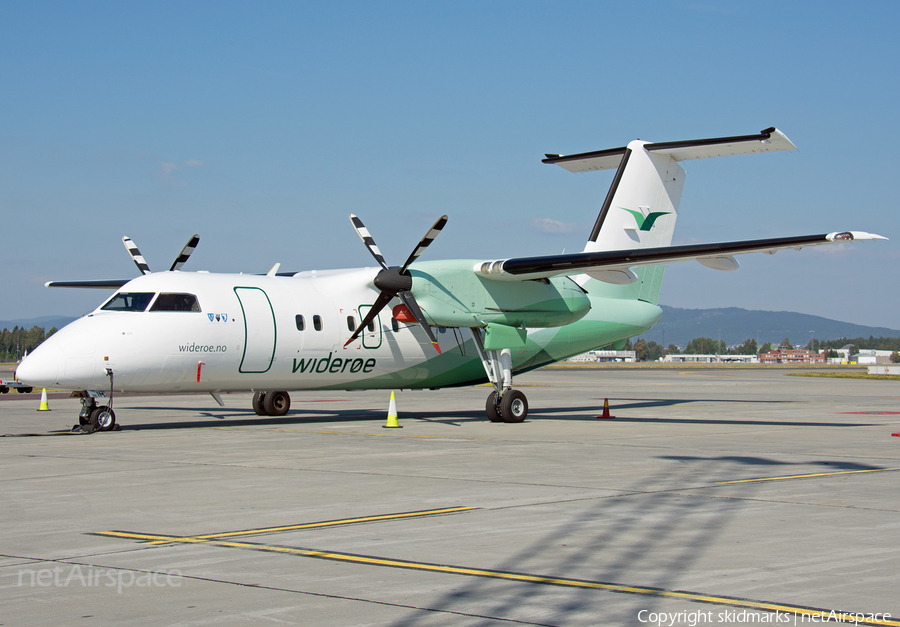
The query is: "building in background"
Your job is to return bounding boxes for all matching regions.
[663,354,758,364]
[566,350,636,363]
[758,348,825,364]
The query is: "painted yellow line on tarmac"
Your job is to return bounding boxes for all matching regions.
[217,427,486,440]
[716,468,899,484]
[93,530,899,625]
[129,506,478,545]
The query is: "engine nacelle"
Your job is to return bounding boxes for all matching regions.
[410,260,591,329]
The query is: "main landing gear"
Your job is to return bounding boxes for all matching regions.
[471,328,529,423]
[252,391,291,417]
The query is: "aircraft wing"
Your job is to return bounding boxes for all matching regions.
[475,231,887,283]
[45,279,130,289]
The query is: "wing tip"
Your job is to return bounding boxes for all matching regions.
[827,231,889,242]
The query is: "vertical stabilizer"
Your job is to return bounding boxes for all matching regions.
[584,142,684,255]
[581,143,684,303]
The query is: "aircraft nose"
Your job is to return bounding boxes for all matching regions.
[15,337,63,388]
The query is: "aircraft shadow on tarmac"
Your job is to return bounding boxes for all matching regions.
[96,396,875,431]
[531,399,875,428]
[385,447,780,625]
[101,406,489,430]
[658,455,888,471]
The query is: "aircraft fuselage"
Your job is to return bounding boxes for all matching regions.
[18,264,661,395]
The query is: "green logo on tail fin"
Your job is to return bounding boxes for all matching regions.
[622,207,670,231]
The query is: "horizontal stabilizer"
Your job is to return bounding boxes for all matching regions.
[475,231,887,282]
[543,127,795,173]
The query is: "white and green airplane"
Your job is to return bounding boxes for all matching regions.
[16,128,885,431]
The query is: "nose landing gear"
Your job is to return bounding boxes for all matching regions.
[73,368,119,433]
[75,395,117,432]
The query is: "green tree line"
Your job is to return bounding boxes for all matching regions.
[0,326,57,362]
[624,337,759,361]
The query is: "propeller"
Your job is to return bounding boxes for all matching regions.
[122,236,151,275]
[344,214,448,353]
[170,234,200,271]
[121,234,200,275]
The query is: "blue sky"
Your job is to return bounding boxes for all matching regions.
[2,1,898,332]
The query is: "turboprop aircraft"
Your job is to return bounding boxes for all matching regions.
[15,127,886,431]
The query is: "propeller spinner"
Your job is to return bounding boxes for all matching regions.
[344,214,448,353]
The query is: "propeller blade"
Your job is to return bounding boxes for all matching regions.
[169,234,200,271]
[400,215,448,273]
[349,214,388,270]
[399,291,441,354]
[122,237,151,275]
[343,290,394,348]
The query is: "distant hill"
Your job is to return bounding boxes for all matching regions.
[0,316,77,331]
[641,306,900,348]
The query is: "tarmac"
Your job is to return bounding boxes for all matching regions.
[1,366,899,626]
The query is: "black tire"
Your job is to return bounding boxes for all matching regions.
[252,391,267,416]
[485,391,504,422]
[263,391,291,417]
[89,406,116,431]
[0,386,8,394]
[16,386,33,394]
[500,390,528,423]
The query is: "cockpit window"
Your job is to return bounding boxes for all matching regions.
[101,292,155,312]
[150,293,201,312]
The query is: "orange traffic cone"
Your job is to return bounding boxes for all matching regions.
[596,398,615,419]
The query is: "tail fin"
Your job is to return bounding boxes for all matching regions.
[543,127,796,303]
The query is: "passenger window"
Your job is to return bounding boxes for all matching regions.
[367,319,375,332]
[295,315,305,331]
[101,292,155,312]
[347,316,356,332]
[313,315,323,331]
[150,293,201,312]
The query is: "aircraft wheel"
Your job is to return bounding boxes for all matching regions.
[485,391,504,422]
[90,406,116,431]
[501,390,528,423]
[252,391,267,416]
[263,391,291,417]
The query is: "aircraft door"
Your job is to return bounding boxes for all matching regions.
[234,287,276,373]
[358,304,383,349]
